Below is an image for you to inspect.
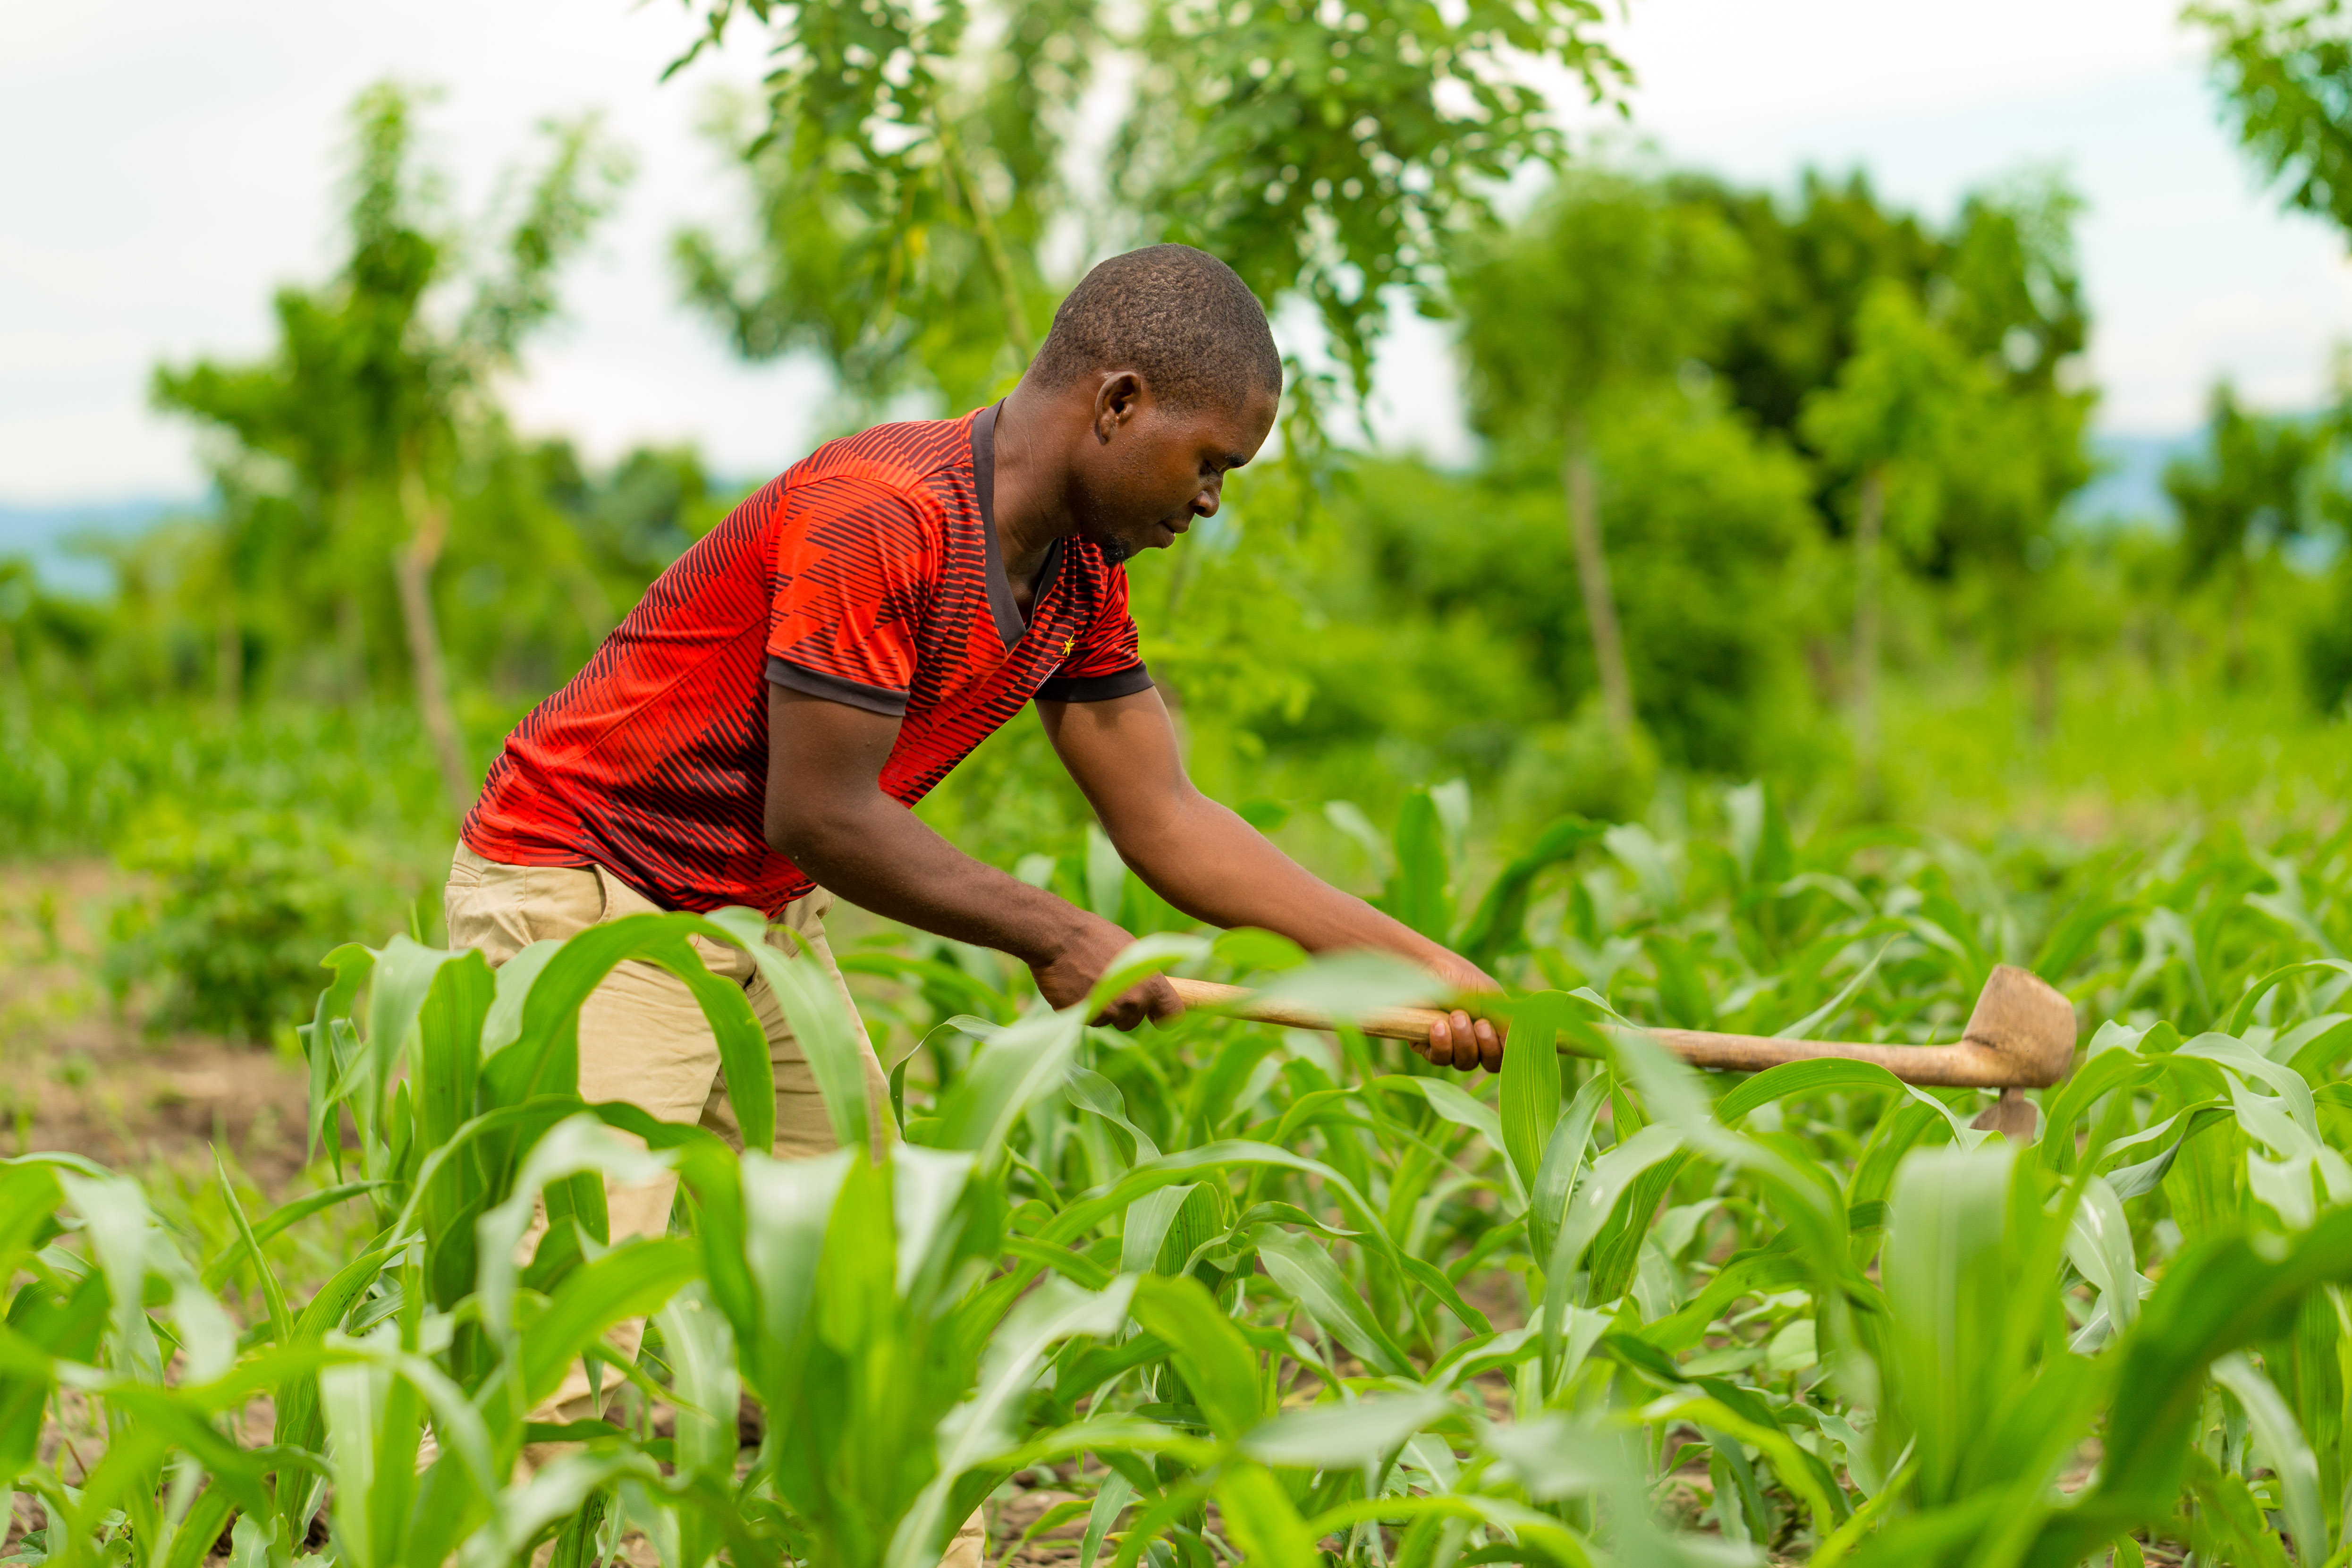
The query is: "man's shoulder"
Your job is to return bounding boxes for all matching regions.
[786,413,977,500]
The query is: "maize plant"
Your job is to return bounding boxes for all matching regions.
[6,787,2352,1566]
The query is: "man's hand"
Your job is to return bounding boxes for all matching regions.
[1031,907,1186,1029]
[768,684,1179,1033]
[1414,951,1506,1074]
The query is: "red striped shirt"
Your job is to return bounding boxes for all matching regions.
[461,406,1148,913]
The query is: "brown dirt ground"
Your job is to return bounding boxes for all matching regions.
[0,859,313,1187]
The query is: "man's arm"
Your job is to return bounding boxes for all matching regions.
[764,683,1181,1026]
[1038,688,1505,1070]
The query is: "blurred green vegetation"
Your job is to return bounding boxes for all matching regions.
[5,79,2351,1045]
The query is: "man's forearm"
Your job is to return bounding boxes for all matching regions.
[772,797,1084,967]
[1114,792,1461,969]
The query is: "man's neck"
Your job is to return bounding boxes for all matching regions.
[990,381,1075,592]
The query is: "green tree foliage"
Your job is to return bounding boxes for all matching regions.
[1676,167,2091,538]
[1671,169,1946,442]
[1453,170,1746,746]
[1250,396,1821,802]
[2164,381,2344,687]
[2165,382,2334,589]
[672,0,1628,424]
[151,83,629,810]
[2191,0,2352,238]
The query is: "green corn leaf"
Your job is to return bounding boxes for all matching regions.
[1130,1272,1261,1438]
[1079,1470,1134,1568]
[2031,897,2135,983]
[480,915,771,1144]
[1242,1388,1450,1468]
[653,1282,740,1568]
[1211,1462,1323,1567]
[1774,936,1896,1041]
[1119,1183,1195,1277]
[2211,1351,2327,1568]
[1455,816,1606,968]
[1066,1068,1160,1163]
[516,1236,703,1414]
[709,904,880,1153]
[2227,959,2352,1037]
[1498,992,1568,1189]
[1254,1226,1411,1377]
[885,1276,1138,1568]
[200,1181,382,1292]
[937,1005,1086,1169]
[892,1143,977,1299]
[1252,949,1452,1019]
[303,942,376,1170]
[1082,932,1212,1016]
[1883,1143,2023,1508]
[213,1152,293,1349]
[474,1112,676,1346]
[1529,1074,1609,1269]
[1383,787,1454,940]
[319,1335,417,1568]
[2064,1174,2144,1337]
[157,1485,235,1568]
[655,930,783,1156]
[738,1145,856,1412]
[1378,1075,1504,1160]
[479,937,565,1058]
[458,1451,663,1568]
[366,935,471,1135]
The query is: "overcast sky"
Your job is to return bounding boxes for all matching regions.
[5,0,2349,504]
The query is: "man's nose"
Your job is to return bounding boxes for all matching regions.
[1193,475,1224,516]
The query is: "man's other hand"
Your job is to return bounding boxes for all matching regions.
[1413,952,1506,1073]
[1031,909,1187,1030]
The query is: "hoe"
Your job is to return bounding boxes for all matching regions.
[1166,963,2076,1138]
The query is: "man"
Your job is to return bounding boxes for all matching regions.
[443,244,1502,1552]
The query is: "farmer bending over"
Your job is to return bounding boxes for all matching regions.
[442,244,1503,1546]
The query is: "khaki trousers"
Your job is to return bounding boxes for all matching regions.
[443,847,984,1567]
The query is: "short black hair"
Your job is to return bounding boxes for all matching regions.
[1031,245,1284,411]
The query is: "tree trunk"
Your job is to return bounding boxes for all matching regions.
[2030,636,2058,738]
[932,113,1033,363]
[1852,467,1885,770]
[337,594,367,702]
[215,609,242,715]
[396,468,476,818]
[1563,415,1633,745]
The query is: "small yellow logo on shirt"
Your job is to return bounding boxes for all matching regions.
[1061,637,1075,657]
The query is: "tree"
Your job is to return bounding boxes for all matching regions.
[2162,382,2335,680]
[1671,169,1946,445]
[153,84,627,814]
[1675,168,2090,555]
[2190,0,2352,240]
[1802,265,2092,766]
[1800,282,1987,770]
[670,0,1629,430]
[1452,170,1743,746]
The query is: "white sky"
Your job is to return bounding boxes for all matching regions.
[5,0,2350,503]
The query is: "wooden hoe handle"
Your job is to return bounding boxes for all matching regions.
[1164,964,2078,1090]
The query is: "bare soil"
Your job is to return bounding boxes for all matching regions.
[0,859,312,1187]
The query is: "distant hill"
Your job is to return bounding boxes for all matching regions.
[0,496,203,597]
[2068,432,2197,529]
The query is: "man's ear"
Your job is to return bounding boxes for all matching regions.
[1092,370,1148,442]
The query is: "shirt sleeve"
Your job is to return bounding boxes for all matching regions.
[765,475,936,717]
[1036,555,1152,703]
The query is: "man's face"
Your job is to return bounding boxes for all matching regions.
[1072,375,1280,559]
